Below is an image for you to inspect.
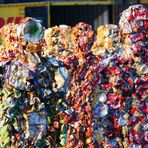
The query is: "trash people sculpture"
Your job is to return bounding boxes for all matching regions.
[0,4,147,148]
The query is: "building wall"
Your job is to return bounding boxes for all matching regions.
[50,5,112,29]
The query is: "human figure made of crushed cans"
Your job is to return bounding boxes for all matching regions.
[0,4,147,148]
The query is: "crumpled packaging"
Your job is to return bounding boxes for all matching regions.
[119,4,148,34]
[0,23,22,65]
[0,4,147,148]
[91,24,122,57]
[71,22,94,56]
[120,5,148,65]
[43,25,73,61]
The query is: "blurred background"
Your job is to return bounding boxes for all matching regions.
[0,0,147,29]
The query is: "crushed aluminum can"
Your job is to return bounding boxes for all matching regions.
[5,63,32,91]
[98,93,107,103]
[138,64,148,75]
[24,111,47,139]
[93,103,108,119]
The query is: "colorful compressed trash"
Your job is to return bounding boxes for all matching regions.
[0,4,147,148]
[91,24,122,57]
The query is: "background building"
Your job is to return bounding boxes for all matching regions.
[0,0,147,28]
